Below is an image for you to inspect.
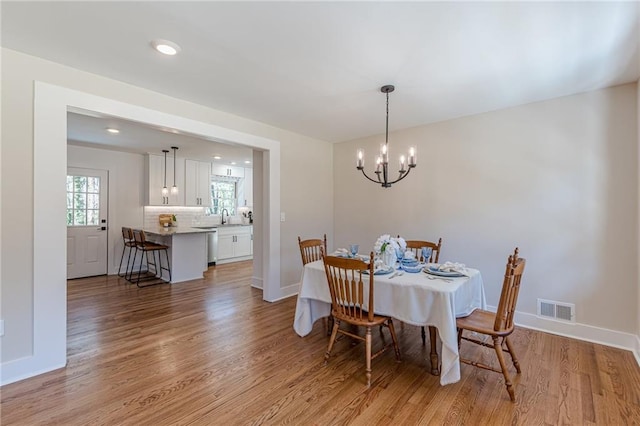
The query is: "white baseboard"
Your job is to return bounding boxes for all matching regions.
[251,276,263,289]
[252,278,299,302]
[1,355,66,386]
[268,282,300,302]
[487,305,640,367]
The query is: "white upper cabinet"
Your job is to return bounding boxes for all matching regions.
[211,164,244,178]
[185,160,211,207]
[242,168,253,207]
[146,154,184,206]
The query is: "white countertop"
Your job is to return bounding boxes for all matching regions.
[143,224,252,236]
[143,227,215,236]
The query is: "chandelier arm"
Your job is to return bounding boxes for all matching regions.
[359,168,384,185]
[387,166,414,185]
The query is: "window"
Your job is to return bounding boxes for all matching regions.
[67,175,100,226]
[208,178,237,215]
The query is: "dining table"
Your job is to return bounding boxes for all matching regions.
[293,256,486,385]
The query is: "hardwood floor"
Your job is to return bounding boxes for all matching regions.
[2,261,640,425]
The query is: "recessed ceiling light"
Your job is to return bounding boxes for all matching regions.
[244,160,251,164]
[231,161,237,165]
[106,127,120,134]
[213,156,221,160]
[150,39,181,56]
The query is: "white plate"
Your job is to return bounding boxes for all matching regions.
[363,266,394,275]
[422,265,465,277]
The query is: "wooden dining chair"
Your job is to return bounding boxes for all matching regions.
[322,251,401,387]
[456,247,526,402]
[402,237,443,349]
[405,238,442,263]
[298,234,327,266]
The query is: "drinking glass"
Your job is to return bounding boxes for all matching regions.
[421,247,433,263]
[349,244,359,257]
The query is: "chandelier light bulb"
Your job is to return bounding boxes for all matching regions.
[357,149,364,169]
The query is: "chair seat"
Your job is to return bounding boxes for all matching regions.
[138,242,169,251]
[457,309,513,337]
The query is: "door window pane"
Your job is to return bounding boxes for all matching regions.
[87,210,99,225]
[87,177,99,193]
[67,174,101,226]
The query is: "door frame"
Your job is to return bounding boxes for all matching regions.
[6,81,281,385]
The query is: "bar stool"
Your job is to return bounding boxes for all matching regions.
[131,229,172,287]
[118,227,137,280]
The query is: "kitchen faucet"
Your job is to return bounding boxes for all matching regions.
[221,208,229,225]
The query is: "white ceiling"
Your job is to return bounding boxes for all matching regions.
[3,2,639,144]
[67,111,254,166]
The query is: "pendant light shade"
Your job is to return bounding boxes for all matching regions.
[161,149,169,196]
[170,146,179,195]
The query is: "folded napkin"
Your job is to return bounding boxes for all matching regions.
[438,261,469,276]
[334,248,349,256]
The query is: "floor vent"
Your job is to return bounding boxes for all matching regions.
[537,299,575,323]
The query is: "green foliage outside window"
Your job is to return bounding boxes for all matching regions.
[208,179,236,216]
[67,175,100,226]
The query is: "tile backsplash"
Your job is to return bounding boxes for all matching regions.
[143,206,207,228]
[143,206,246,228]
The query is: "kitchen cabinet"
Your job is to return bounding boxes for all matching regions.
[146,154,184,206]
[240,168,253,207]
[185,159,211,206]
[211,164,244,178]
[217,226,253,263]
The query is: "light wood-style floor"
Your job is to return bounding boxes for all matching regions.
[2,261,640,425]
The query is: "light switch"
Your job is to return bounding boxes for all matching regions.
[0,319,4,337]
[280,212,285,222]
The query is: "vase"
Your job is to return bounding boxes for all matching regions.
[383,249,396,269]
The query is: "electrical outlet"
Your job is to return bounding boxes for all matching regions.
[0,320,4,337]
[280,212,285,222]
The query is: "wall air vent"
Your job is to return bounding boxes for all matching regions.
[537,299,575,323]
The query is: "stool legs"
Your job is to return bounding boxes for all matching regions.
[133,248,171,288]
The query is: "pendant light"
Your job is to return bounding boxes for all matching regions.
[161,149,169,196]
[171,146,179,195]
[356,85,416,188]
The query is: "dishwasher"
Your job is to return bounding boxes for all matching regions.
[207,230,218,265]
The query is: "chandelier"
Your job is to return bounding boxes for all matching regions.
[356,85,416,188]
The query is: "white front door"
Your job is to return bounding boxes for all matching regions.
[66,168,109,279]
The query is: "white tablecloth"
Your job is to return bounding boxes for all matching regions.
[293,260,486,385]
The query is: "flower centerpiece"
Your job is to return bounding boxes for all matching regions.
[374,234,407,268]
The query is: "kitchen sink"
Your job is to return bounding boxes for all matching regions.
[191,226,217,230]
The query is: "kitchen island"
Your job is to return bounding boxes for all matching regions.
[143,226,215,283]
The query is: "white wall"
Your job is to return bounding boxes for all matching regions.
[1,48,333,372]
[335,84,638,335]
[637,80,640,358]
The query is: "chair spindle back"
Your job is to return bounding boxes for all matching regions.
[404,238,443,263]
[493,248,526,332]
[298,234,327,265]
[323,251,375,322]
